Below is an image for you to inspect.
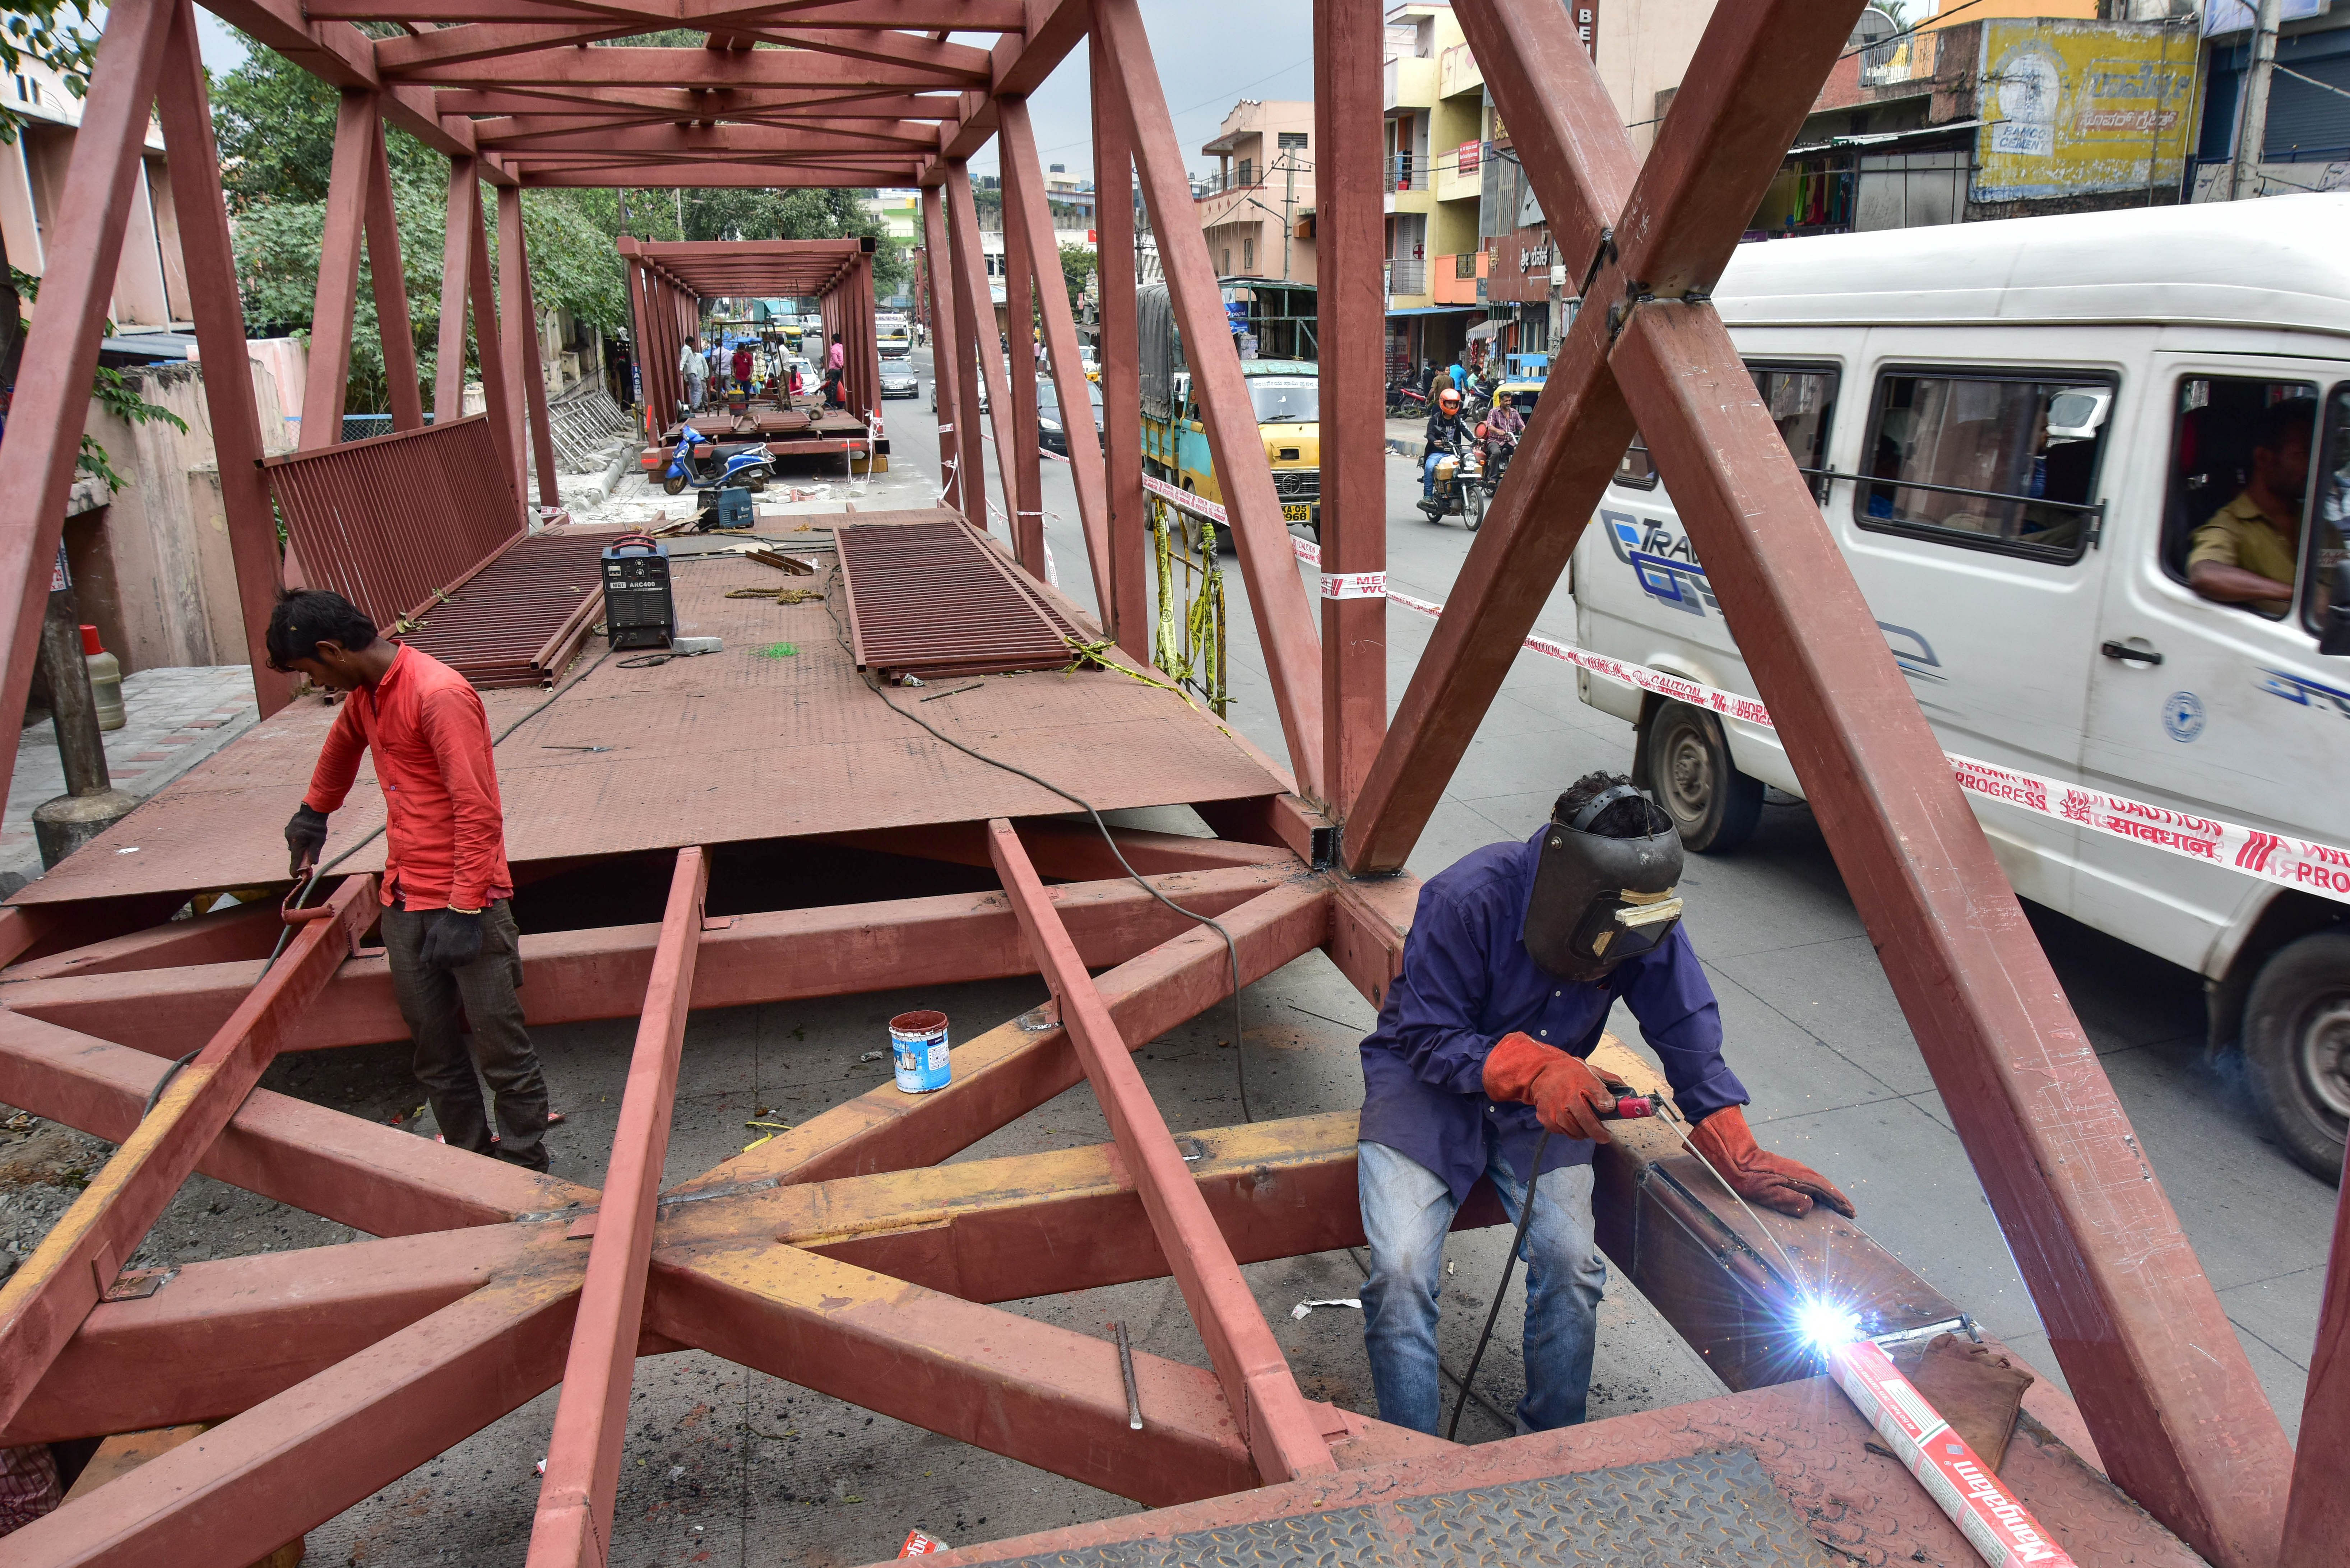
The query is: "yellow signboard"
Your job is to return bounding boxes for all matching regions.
[1975,19,2196,202]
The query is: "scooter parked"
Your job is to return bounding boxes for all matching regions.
[659,422,772,496]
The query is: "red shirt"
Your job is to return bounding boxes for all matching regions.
[302,643,513,911]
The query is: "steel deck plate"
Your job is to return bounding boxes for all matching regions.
[983,1452,1835,1568]
[10,526,1284,905]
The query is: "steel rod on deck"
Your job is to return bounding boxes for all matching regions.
[984,818,1333,1483]
[530,846,709,1566]
[0,875,380,1433]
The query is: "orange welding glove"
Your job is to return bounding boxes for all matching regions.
[1687,1104,1857,1219]
[1482,1031,1618,1144]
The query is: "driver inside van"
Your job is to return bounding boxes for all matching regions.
[2189,398,2316,617]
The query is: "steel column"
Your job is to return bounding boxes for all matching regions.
[1093,0,1325,802]
[2281,1170,2350,1565]
[435,159,483,422]
[1002,97,1110,613]
[301,90,379,448]
[997,146,1047,575]
[917,186,968,514]
[1313,0,1387,818]
[154,0,289,719]
[0,876,379,1434]
[530,847,708,1567]
[938,174,988,531]
[466,173,522,513]
[0,0,175,806]
[985,819,1332,1483]
[945,159,1019,543]
[499,184,561,512]
[1091,19,1148,661]
[363,111,426,432]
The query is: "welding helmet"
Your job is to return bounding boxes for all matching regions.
[1438,387,1462,414]
[1521,784,1686,982]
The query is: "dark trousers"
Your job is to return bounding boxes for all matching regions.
[382,899,550,1171]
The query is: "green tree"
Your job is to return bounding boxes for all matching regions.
[1057,243,1097,313]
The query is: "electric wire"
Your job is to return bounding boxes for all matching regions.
[820,572,1255,1120]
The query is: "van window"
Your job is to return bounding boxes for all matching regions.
[1749,363,1838,502]
[2303,386,2347,636]
[1856,371,2112,562]
[1616,433,1658,489]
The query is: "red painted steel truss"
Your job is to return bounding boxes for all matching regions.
[0,0,2333,1565]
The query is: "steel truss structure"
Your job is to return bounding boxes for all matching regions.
[0,1,2336,1565]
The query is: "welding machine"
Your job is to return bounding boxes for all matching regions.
[601,534,675,649]
[697,486,754,530]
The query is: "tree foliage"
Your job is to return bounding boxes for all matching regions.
[1057,243,1097,312]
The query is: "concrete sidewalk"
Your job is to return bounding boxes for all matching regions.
[1386,415,1426,460]
[2,665,259,897]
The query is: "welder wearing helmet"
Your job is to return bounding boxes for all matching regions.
[1357,770,1854,1435]
[1419,385,1474,513]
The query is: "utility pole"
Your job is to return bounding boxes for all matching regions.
[2230,0,2284,200]
[1282,152,1295,281]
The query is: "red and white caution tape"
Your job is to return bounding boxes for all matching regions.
[1143,471,1229,527]
[1828,1339,2076,1568]
[1286,534,2350,903]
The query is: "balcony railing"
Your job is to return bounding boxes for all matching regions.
[1385,157,1429,192]
[1194,169,1264,200]
[1385,257,1427,295]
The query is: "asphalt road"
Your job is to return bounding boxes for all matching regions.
[883,345,2330,1435]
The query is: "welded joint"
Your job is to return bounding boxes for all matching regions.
[1604,284,1719,349]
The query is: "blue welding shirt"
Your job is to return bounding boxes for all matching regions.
[1357,828,1748,1202]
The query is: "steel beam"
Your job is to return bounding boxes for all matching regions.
[464,167,522,516]
[917,186,968,515]
[1092,0,1325,803]
[0,0,175,807]
[1090,23,1148,662]
[1313,0,1387,818]
[388,45,975,89]
[0,1272,577,1565]
[497,183,561,512]
[0,864,1294,1057]
[945,159,1020,543]
[360,108,427,432]
[1002,97,1110,610]
[816,818,1297,879]
[530,848,707,1567]
[435,159,483,422]
[2281,1171,2350,1565]
[986,819,1332,1483]
[0,876,378,1434]
[668,875,1331,1197]
[997,130,1047,574]
[301,90,379,448]
[0,1009,593,1238]
[154,0,290,720]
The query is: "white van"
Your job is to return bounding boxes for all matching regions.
[1570,197,2350,1179]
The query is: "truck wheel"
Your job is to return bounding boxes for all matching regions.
[2243,929,2350,1182]
[1644,700,1762,853]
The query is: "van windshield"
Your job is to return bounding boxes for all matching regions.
[1249,378,1318,424]
[2308,387,2349,638]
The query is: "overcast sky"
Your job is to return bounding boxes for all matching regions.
[189,1,1318,186]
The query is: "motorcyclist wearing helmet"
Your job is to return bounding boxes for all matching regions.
[1420,385,1477,515]
[1356,771,1854,1436]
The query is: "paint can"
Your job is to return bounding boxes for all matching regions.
[888,1009,952,1093]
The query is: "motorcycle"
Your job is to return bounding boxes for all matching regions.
[1386,376,1429,418]
[1478,420,1519,495]
[659,422,772,497]
[1417,439,1485,530]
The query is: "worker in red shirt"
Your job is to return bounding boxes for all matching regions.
[269,588,555,1172]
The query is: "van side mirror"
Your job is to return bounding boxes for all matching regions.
[2322,557,2350,656]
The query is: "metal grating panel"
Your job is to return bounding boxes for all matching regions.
[836,518,1079,679]
[975,1451,1837,1568]
[262,415,521,631]
[396,531,611,688]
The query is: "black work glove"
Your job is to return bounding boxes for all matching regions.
[286,804,329,877]
[419,909,484,974]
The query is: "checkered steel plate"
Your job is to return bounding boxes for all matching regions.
[989,1451,1836,1568]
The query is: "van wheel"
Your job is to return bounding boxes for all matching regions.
[1644,700,1763,853]
[2243,929,2350,1182]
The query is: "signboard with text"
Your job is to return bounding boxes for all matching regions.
[1974,19,2196,202]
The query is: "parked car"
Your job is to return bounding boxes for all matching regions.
[880,363,921,400]
[932,376,987,414]
[1571,197,2350,1179]
[1039,378,1104,458]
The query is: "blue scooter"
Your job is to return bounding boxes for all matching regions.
[659,422,772,496]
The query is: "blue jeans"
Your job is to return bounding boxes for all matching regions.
[1358,1139,1606,1435]
[1423,450,1446,497]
